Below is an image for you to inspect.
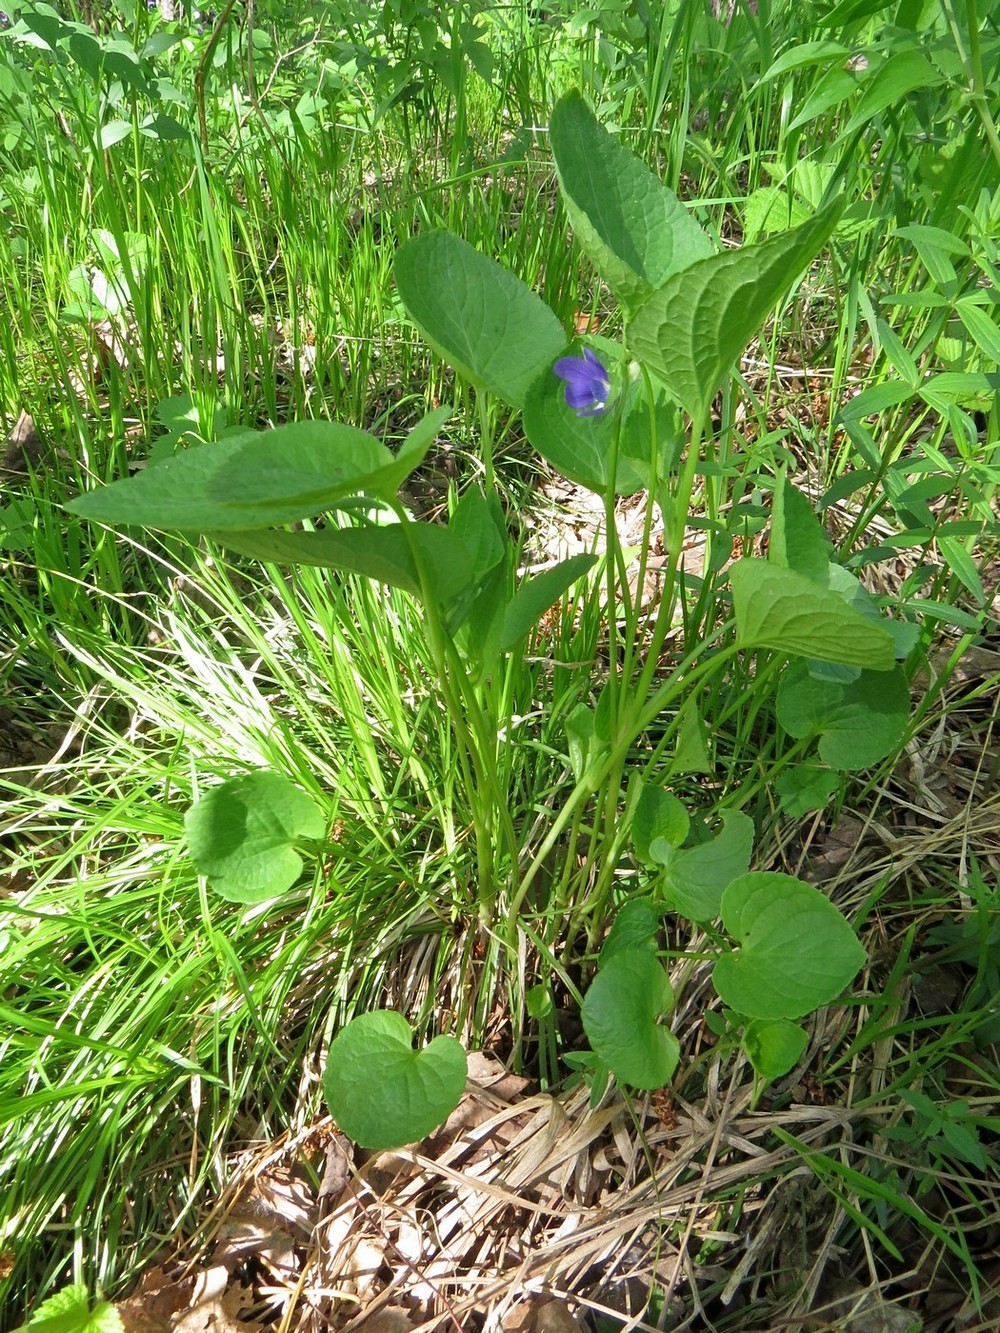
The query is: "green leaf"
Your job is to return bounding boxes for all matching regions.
[66,421,420,532]
[581,950,678,1089]
[208,520,471,604]
[523,341,684,495]
[500,553,597,653]
[631,784,689,865]
[775,763,840,815]
[549,90,713,312]
[770,474,832,585]
[937,535,985,602]
[956,300,1000,365]
[787,65,866,134]
[12,1284,122,1333]
[714,873,867,1020]
[729,560,896,669]
[743,1019,809,1080]
[323,1011,467,1149]
[843,51,940,134]
[598,899,661,967]
[668,698,713,775]
[99,119,133,148]
[659,810,755,922]
[742,187,812,243]
[776,660,910,770]
[629,199,844,419]
[395,232,565,408]
[760,40,852,81]
[185,771,324,904]
[565,692,611,784]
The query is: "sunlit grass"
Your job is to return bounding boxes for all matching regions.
[1,0,998,1322]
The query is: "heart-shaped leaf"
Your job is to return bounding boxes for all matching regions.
[581,950,678,1089]
[395,232,566,408]
[323,1011,467,1149]
[776,660,910,770]
[550,90,713,312]
[185,770,324,904]
[659,809,755,922]
[743,1018,809,1080]
[713,873,867,1020]
[729,560,895,669]
[629,199,843,419]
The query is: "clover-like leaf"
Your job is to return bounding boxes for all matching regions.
[776,660,910,771]
[713,873,867,1020]
[581,950,678,1089]
[185,770,324,904]
[323,1011,467,1149]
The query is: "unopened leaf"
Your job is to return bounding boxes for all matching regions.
[770,475,831,585]
[632,784,689,864]
[599,900,660,966]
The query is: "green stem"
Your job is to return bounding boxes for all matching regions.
[506,627,741,941]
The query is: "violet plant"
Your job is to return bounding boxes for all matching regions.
[66,90,917,1146]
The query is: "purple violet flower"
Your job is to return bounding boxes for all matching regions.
[553,347,611,417]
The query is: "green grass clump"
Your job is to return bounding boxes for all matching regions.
[1,0,998,1325]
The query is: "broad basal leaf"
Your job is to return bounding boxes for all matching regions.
[66,421,418,532]
[581,950,678,1089]
[185,770,324,903]
[714,872,867,1020]
[729,560,895,669]
[659,809,755,922]
[776,659,910,770]
[324,1011,467,1149]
